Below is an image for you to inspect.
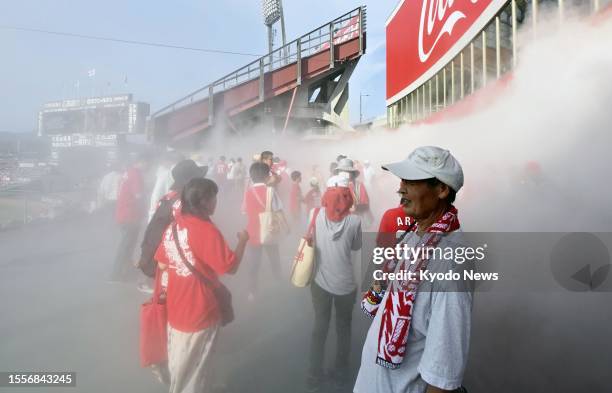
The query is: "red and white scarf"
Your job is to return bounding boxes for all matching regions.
[363,206,460,369]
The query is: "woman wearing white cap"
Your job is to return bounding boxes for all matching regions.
[355,146,472,393]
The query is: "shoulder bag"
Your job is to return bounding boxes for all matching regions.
[171,223,234,326]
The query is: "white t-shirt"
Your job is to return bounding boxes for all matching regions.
[148,165,174,222]
[97,171,122,204]
[363,165,375,189]
[228,162,245,180]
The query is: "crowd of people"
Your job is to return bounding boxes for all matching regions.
[101,145,472,393]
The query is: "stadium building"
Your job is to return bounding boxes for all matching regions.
[386,0,612,128]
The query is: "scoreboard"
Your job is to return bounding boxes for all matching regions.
[38,94,150,140]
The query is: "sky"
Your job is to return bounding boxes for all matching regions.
[0,0,396,133]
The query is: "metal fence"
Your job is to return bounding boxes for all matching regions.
[153,6,366,118]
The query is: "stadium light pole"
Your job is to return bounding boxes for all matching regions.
[262,0,281,54]
[360,92,369,124]
[262,0,287,60]
[279,0,287,55]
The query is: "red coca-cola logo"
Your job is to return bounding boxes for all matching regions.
[387,0,503,100]
[418,0,479,63]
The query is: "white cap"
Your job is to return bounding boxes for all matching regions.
[326,175,350,188]
[334,158,360,174]
[382,146,464,192]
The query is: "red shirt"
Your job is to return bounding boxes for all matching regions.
[115,167,145,224]
[154,212,236,332]
[271,162,287,176]
[376,206,411,247]
[304,188,321,214]
[289,182,302,216]
[215,162,228,180]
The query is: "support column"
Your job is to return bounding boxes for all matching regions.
[208,86,214,126]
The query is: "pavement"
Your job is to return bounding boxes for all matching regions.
[1,189,611,393]
[0,191,368,393]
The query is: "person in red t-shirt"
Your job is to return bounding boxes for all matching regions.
[289,170,303,224]
[155,178,248,392]
[242,161,284,300]
[214,156,228,188]
[304,177,322,215]
[110,153,151,281]
[376,205,411,247]
[371,204,412,294]
[136,159,207,293]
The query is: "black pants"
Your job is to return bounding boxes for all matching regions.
[309,281,356,378]
[111,223,140,281]
[248,243,281,293]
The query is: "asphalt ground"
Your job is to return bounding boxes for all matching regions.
[1,186,611,393]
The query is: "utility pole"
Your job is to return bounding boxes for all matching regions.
[360,93,369,124]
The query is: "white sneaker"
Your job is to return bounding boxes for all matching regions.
[137,283,154,294]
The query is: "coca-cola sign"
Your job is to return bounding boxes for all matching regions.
[386,0,507,105]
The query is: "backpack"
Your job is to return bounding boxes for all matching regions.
[137,196,177,277]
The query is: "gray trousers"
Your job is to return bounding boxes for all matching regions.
[309,281,356,378]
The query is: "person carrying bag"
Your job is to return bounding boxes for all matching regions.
[304,181,362,392]
[136,159,207,278]
[258,186,289,245]
[243,162,286,300]
[171,222,234,326]
[153,178,248,393]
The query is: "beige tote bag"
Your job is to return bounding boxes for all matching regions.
[290,208,321,287]
[259,186,288,245]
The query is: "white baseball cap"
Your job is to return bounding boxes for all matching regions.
[382,146,464,191]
